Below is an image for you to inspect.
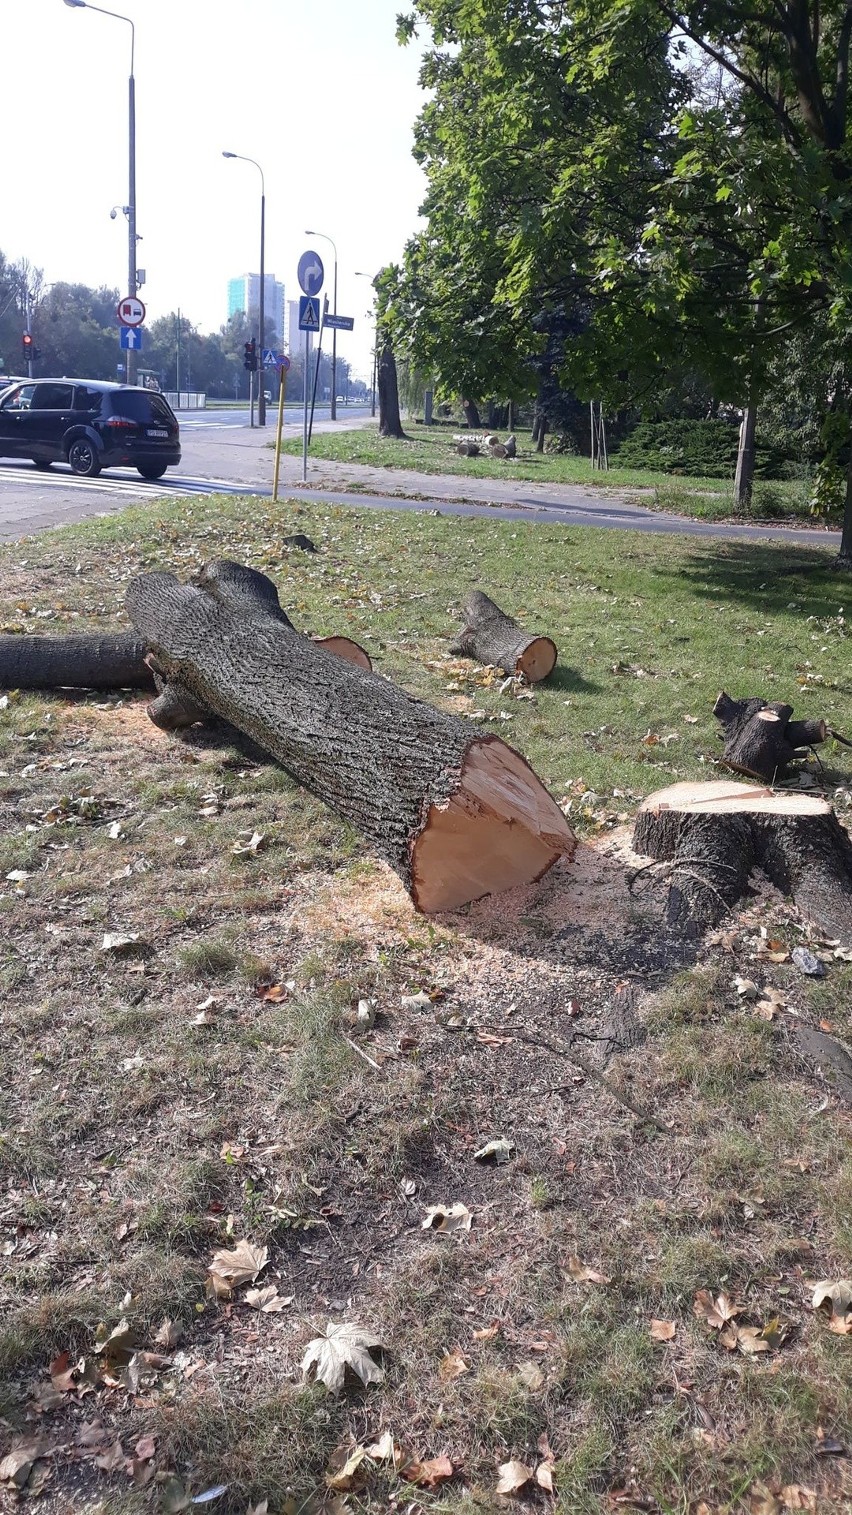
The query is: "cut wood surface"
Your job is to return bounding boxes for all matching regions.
[634,779,852,943]
[127,560,574,912]
[714,690,833,782]
[451,590,557,682]
[0,632,155,690]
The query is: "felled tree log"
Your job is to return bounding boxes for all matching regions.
[456,441,480,457]
[0,632,155,690]
[714,690,830,781]
[633,779,852,943]
[126,561,574,912]
[451,590,557,683]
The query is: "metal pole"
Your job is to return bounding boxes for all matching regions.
[371,331,377,418]
[273,366,287,502]
[250,368,255,428]
[258,192,266,426]
[127,67,137,384]
[330,257,338,420]
[175,309,181,396]
[302,330,310,482]
[308,299,326,444]
[25,292,33,380]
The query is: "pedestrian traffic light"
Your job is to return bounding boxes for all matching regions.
[243,338,257,373]
[22,332,33,360]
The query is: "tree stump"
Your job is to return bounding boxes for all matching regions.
[456,442,480,457]
[504,434,517,458]
[633,779,852,943]
[126,561,574,913]
[451,590,557,683]
[0,633,155,690]
[489,443,508,459]
[714,690,830,782]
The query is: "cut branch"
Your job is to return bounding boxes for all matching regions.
[0,632,155,691]
[713,689,840,781]
[450,590,557,683]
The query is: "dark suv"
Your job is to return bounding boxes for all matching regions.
[0,379,181,479]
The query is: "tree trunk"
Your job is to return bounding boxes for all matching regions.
[0,632,154,690]
[462,398,481,429]
[633,779,852,944]
[507,400,515,431]
[377,340,405,439]
[451,591,557,682]
[733,402,757,508]
[714,689,829,782]
[839,445,852,569]
[536,414,547,453]
[126,561,574,913]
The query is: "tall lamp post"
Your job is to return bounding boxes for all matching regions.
[355,272,377,417]
[64,0,138,384]
[223,152,266,427]
[306,229,338,420]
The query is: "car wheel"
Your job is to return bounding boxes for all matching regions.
[137,463,167,480]
[33,460,53,470]
[67,438,101,477]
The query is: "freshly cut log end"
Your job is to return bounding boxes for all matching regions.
[0,632,154,691]
[313,636,372,673]
[634,779,852,944]
[451,590,558,683]
[411,736,575,913]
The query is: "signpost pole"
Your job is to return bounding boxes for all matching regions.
[250,368,255,428]
[308,297,328,445]
[273,365,287,503]
[302,330,310,483]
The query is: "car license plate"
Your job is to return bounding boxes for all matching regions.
[147,428,168,438]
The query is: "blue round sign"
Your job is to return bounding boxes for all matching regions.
[298,249,324,297]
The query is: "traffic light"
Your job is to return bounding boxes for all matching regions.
[22,332,33,361]
[243,338,257,373]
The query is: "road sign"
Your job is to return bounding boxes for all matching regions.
[262,347,278,368]
[116,296,145,327]
[298,295,320,332]
[297,250,324,297]
[120,325,143,351]
[278,352,291,371]
[324,314,355,331]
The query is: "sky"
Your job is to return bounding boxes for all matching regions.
[2,0,430,380]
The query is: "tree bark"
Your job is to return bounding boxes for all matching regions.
[451,591,557,682]
[462,398,481,429]
[734,401,758,508]
[0,632,155,690]
[126,561,574,913]
[713,689,829,782]
[839,444,852,569]
[377,339,406,439]
[633,779,852,944]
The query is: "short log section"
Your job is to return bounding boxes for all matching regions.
[634,779,852,944]
[0,632,155,690]
[126,562,574,912]
[451,590,557,683]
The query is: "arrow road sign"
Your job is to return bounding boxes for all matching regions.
[117,296,145,327]
[119,325,143,350]
[324,314,355,331]
[297,250,324,297]
[298,295,320,332]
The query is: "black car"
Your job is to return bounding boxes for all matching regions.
[0,379,181,479]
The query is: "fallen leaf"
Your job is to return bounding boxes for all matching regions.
[102,931,143,953]
[421,1203,472,1234]
[255,982,289,1003]
[649,1319,676,1342]
[192,1008,216,1026]
[748,1484,781,1515]
[95,1438,128,1474]
[244,1285,293,1313]
[154,1318,182,1350]
[439,1348,469,1381]
[515,1360,544,1389]
[693,1290,741,1330]
[365,1430,403,1467]
[134,1434,156,1461]
[812,1279,852,1333]
[734,976,760,999]
[93,1317,137,1365]
[495,1458,533,1494]
[301,1319,385,1393]
[49,1350,78,1392]
[207,1239,268,1298]
[736,1326,771,1355]
[474,1136,515,1164]
[472,1323,500,1340]
[753,1000,778,1020]
[401,990,432,1010]
[0,1439,44,1488]
[232,831,265,855]
[566,1254,612,1285]
[326,1445,368,1492]
[536,1432,556,1492]
[400,1454,455,1488]
[191,1486,229,1506]
[779,1488,817,1512]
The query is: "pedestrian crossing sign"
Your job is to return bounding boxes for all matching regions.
[298,295,320,332]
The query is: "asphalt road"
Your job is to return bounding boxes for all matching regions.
[182,403,372,430]
[0,411,842,552]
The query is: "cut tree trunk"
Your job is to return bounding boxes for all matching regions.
[456,442,480,457]
[714,690,829,781]
[0,632,155,690]
[451,591,557,683]
[734,402,757,508]
[126,561,574,912]
[377,339,405,439]
[462,398,481,430]
[633,779,852,944]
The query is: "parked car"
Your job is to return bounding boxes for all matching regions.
[0,379,181,479]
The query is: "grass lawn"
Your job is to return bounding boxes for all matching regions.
[280,423,825,526]
[1,495,851,1514]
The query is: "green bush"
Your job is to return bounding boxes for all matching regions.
[611,419,788,479]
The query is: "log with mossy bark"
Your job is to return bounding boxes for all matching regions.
[633,779,852,943]
[126,560,574,912]
[451,590,557,683]
[713,690,847,782]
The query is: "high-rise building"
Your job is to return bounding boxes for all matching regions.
[227,273,285,343]
[285,299,302,356]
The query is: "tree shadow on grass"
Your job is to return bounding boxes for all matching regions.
[659,537,846,618]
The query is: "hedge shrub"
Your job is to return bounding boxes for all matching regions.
[611,419,789,478]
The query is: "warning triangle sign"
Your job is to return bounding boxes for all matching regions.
[299,296,319,331]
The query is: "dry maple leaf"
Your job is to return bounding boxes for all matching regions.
[536,1432,556,1492]
[439,1347,469,1381]
[693,1290,741,1330]
[566,1254,612,1285]
[400,1454,455,1488]
[301,1320,385,1393]
[325,1444,368,1492]
[243,1285,293,1313]
[811,1279,852,1332]
[649,1319,676,1342]
[365,1430,403,1468]
[495,1458,534,1495]
[421,1203,472,1234]
[207,1239,268,1298]
[0,1439,45,1489]
[736,1326,771,1355]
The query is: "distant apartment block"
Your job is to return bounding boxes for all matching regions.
[285,299,303,356]
[227,273,285,343]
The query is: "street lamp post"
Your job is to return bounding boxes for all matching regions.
[355,272,378,417]
[223,152,266,427]
[64,0,138,384]
[306,230,338,420]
